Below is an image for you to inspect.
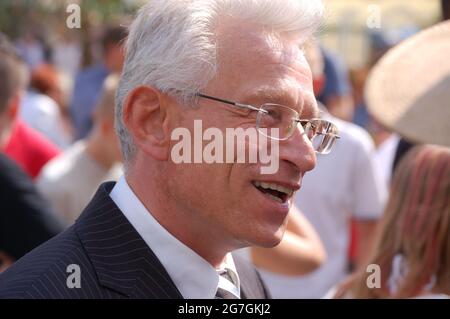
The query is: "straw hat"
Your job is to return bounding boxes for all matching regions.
[365,20,450,147]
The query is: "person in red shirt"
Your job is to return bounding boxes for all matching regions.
[4,120,60,179]
[0,33,60,178]
[0,32,64,271]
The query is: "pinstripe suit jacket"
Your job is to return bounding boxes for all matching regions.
[0,182,271,299]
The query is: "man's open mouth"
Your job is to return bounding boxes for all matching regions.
[252,181,294,203]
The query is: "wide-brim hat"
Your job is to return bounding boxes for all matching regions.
[365,20,450,147]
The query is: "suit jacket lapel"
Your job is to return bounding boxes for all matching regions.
[75,182,183,299]
[233,253,270,299]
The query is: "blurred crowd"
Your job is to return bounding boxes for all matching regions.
[0,25,126,265]
[0,1,449,299]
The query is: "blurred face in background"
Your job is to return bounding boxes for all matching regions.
[104,43,125,73]
[93,73,123,164]
[0,99,19,150]
[304,41,326,97]
[0,51,26,150]
[30,64,72,113]
[0,110,12,149]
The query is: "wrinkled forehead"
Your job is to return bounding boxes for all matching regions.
[211,20,316,116]
[217,20,307,67]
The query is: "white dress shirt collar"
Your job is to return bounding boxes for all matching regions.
[109,176,240,299]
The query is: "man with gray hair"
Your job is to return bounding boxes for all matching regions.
[0,0,332,299]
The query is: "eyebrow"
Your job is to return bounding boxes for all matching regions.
[303,94,320,119]
[242,87,319,118]
[242,88,300,109]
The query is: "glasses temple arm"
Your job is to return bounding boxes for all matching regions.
[196,93,267,113]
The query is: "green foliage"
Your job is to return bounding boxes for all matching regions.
[0,0,138,39]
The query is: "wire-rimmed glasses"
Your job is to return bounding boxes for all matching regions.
[197,93,340,155]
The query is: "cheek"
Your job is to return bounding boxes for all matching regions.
[228,163,255,201]
[167,162,235,210]
[169,109,256,206]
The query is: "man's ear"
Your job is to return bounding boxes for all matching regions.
[122,86,171,161]
[0,91,21,149]
[7,92,21,120]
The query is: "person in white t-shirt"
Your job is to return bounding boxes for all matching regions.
[255,41,387,298]
[20,90,71,149]
[36,74,123,225]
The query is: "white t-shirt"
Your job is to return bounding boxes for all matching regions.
[20,91,72,149]
[373,134,400,188]
[258,115,387,298]
[36,141,122,226]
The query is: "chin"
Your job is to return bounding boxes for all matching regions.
[245,225,286,248]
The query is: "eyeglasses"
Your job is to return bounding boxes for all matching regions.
[196,93,340,155]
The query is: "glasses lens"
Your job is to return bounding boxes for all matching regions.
[257,104,299,140]
[311,133,337,154]
[256,107,339,154]
[301,121,317,141]
[309,119,339,154]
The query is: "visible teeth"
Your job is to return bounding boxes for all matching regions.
[267,193,283,203]
[253,181,294,197]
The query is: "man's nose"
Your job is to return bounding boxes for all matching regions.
[279,124,317,173]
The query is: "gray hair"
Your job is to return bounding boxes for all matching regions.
[116,0,324,163]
